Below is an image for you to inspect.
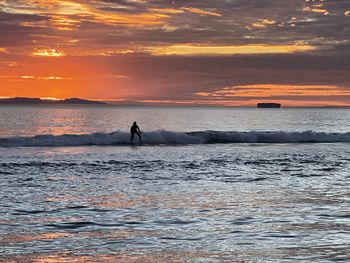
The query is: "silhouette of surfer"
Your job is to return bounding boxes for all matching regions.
[130,122,142,143]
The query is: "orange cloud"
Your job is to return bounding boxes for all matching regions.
[0,75,78,81]
[83,9,169,27]
[50,15,81,31]
[181,7,221,17]
[150,44,315,55]
[149,8,184,14]
[7,0,170,30]
[32,48,66,57]
[248,19,277,29]
[193,84,350,106]
[303,6,330,15]
[196,84,350,98]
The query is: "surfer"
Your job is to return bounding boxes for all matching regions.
[130,122,142,143]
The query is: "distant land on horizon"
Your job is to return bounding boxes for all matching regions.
[0,97,106,105]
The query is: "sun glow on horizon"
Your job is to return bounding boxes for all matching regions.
[40,97,61,101]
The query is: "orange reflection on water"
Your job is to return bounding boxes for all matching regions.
[8,251,239,263]
[1,232,70,244]
[92,193,156,209]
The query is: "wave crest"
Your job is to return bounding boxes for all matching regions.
[0,130,350,147]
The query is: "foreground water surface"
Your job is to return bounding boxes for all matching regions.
[1,143,349,262]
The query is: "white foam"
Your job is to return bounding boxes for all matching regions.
[0,130,350,147]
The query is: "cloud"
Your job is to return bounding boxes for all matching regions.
[149,44,315,56]
[0,75,79,80]
[1,0,349,55]
[181,7,221,17]
[195,84,350,98]
[32,48,66,57]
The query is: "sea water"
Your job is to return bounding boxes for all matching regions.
[0,106,349,262]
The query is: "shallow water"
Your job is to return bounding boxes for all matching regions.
[1,106,350,262]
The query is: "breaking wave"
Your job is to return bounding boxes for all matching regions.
[0,130,350,147]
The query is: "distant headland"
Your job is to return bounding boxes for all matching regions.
[0,97,106,105]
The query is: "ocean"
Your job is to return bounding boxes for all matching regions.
[0,106,349,262]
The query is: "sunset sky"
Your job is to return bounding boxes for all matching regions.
[0,0,350,106]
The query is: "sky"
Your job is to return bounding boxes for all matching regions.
[0,0,350,106]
